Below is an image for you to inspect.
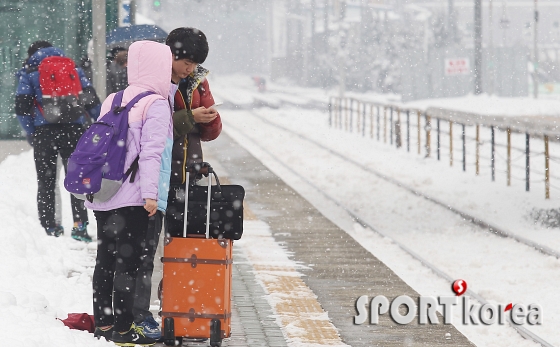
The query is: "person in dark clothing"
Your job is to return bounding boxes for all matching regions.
[106,47,128,94]
[15,41,102,242]
[165,28,222,236]
[80,56,93,82]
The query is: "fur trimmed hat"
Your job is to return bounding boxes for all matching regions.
[165,27,209,64]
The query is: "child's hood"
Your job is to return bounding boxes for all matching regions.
[127,40,172,98]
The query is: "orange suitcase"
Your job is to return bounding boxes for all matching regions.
[161,237,232,346]
[160,164,242,347]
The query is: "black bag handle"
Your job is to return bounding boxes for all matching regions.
[187,162,222,192]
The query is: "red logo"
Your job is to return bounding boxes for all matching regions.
[82,178,91,185]
[452,279,467,296]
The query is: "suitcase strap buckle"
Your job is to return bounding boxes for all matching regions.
[161,255,233,268]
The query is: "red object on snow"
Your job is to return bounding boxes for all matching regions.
[59,313,95,333]
[252,76,266,92]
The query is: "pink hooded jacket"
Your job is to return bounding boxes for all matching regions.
[85,41,176,212]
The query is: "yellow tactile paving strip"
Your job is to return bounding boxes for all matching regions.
[222,175,346,346]
[251,264,345,345]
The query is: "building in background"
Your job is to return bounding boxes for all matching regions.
[135,0,560,101]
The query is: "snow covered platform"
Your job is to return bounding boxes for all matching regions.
[12,77,559,345]
[151,132,474,347]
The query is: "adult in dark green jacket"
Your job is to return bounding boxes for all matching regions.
[166,27,222,236]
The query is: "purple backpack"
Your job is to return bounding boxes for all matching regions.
[64,90,154,203]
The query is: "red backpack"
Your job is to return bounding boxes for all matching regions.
[37,56,85,123]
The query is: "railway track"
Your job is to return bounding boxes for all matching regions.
[224,108,557,347]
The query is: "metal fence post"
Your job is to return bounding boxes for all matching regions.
[425,114,431,157]
[507,128,511,186]
[406,110,410,152]
[390,107,394,145]
[395,108,402,148]
[437,118,440,160]
[377,106,380,141]
[370,104,374,138]
[545,135,550,199]
[476,125,480,175]
[362,102,366,137]
[328,97,332,127]
[417,111,421,154]
[462,123,466,171]
[350,98,354,133]
[355,101,359,134]
[338,98,342,129]
[491,126,495,181]
[526,133,530,192]
[345,98,348,131]
[384,107,387,143]
[450,121,453,166]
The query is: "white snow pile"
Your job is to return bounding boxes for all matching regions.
[0,151,103,346]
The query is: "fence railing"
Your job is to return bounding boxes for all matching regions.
[328,96,560,199]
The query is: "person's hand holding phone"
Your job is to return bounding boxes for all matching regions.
[206,102,222,117]
[192,106,218,123]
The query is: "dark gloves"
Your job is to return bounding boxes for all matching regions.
[26,133,34,147]
[173,109,195,140]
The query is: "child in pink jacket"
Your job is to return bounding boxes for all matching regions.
[87,40,175,346]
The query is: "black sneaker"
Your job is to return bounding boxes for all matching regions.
[45,225,64,237]
[111,324,156,346]
[94,326,113,341]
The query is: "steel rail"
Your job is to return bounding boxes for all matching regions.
[226,115,557,347]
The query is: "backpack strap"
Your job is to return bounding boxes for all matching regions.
[124,155,140,183]
[120,91,155,113]
[120,91,156,183]
[111,90,125,112]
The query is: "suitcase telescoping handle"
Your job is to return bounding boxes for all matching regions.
[183,171,190,238]
[183,162,222,238]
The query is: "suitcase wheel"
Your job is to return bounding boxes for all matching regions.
[210,318,222,347]
[163,317,182,346]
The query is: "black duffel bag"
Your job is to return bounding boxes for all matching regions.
[168,163,245,240]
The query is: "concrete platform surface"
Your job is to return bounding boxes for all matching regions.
[150,132,475,347]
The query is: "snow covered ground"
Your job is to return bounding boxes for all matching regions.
[0,149,342,347]
[0,137,346,347]
[2,74,560,347]
[210,74,560,347]
[0,152,104,346]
